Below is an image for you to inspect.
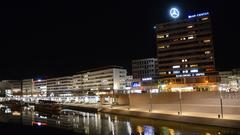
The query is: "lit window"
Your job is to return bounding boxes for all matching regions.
[205,51,211,54]
[166,34,169,37]
[160,72,166,75]
[187,25,193,28]
[159,46,165,49]
[201,17,208,21]
[173,71,180,74]
[183,70,188,73]
[168,71,171,74]
[176,75,183,77]
[190,69,198,73]
[180,37,186,41]
[183,74,191,77]
[206,68,214,71]
[166,45,170,48]
[188,35,194,39]
[182,59,188,62]
[157,35,165,39]
[190,64,198,67]
[185,65,188,68]
[173,65,180,69]
[203,39,211,43]
[196,73,205,76]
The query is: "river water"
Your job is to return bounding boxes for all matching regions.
[0,105,240,135]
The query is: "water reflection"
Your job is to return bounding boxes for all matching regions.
[0,104,240,135]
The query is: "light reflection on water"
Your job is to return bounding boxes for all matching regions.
[0,105,240,135]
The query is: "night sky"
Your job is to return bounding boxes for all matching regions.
[0,0,238,79]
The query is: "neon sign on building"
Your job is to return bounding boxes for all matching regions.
[169,8,180,19]
[188,12,209,19]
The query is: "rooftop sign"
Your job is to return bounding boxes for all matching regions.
[142,77,152,81]
[188,12,209,19]
[169,8,180,19]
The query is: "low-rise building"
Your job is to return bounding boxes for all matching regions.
[219,69,240,92]
[47,76,73,97]
[132,58,158,80]
[73,66,127,94]
[33,79,47,97]
[22,79,34,97]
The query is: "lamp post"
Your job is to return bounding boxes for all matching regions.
[128,89,131,110]
[219,88,223,118]
[149,80,153,112]
[178,88,182,115]
[149,91,152,112]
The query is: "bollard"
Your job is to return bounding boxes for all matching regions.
[218,114,221,119]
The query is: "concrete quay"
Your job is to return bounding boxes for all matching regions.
[62,103,102,113]
[62,103,240,129]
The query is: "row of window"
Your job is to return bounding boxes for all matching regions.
[132,65,156,69]
[160,68,199,75]
[132,61,157,65]
[158,39,211,50]
[176,73,205,77]
[157,18,210,34]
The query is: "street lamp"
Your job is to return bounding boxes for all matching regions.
[149,91,152,112]
[219,88,223,118]
[178,88,182,115]
[149,80,153,112]
[128,89,131,110]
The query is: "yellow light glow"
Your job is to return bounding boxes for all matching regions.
[12,111,21,116]
[136,126,143,135]
[169,128,175,135]
[205,132,211,135]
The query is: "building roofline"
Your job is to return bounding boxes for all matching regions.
[77,65,125,74]
[155,12,210,26]
[132,58,157,62]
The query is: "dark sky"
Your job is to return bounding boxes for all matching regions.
[0,0,238,79]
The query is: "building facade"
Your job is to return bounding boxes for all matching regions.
[33,79,47,97]
[132,58,158,79]
[219,69,240,92]
[73,66,127,93]
[156,12,219,91]
[22,79,34,97]
[47,76,73,97]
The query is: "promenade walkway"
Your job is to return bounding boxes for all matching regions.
[63,103,240,121]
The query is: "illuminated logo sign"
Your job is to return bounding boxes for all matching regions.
[188,12,209,19]
[170,8,180,19]
[132,82,141,87]
[142,77,152,81]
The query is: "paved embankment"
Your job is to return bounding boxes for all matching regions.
[62,104,100,113]
[101,107,240,129]
[62,103,240,128]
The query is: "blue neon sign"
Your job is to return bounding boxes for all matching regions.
[132,82,140,87]
[169,8,180,19]
[188,12,209,19]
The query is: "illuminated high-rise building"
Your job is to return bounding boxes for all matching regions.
[156,11,219,91]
